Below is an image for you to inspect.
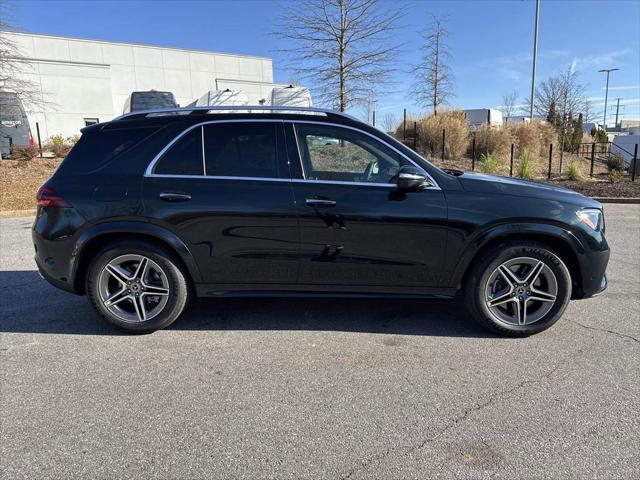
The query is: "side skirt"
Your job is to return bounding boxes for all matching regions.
[195,283,458,299]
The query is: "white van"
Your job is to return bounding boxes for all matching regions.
[193,89,249,107]
[270,85,312,108]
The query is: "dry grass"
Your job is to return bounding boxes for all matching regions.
[0,158,62,212]
[416,110,469,160]
[473,123,513,158]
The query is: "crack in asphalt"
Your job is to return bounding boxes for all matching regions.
[570,319,639,343]
[339,365,560,479]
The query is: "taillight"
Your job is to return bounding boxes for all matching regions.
[36,187,70,207]
[27,127,34,146]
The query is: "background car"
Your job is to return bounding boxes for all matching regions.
[0,92,34,158]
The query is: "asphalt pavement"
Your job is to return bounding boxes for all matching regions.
[1,204,638,479]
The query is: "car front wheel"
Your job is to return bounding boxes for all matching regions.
[464,241,572,336]
[87,240,190,333]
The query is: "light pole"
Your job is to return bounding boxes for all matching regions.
[529,0,540,120]
[598,68,619,131]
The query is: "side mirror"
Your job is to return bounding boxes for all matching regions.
[397,165,432,191]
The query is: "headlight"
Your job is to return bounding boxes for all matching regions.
[576,209,602,231]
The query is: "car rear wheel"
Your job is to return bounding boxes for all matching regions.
[464,241,572,336]
[87,240,189,333]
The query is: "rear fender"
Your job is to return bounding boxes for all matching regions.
[71,220,202,291]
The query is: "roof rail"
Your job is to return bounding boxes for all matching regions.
[113,105,359,122]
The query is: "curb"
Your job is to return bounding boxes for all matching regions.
[0,209,37,218]
[593,197,640,204]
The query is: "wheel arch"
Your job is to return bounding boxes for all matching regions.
[452,224,585,299]
[72,221,202,294]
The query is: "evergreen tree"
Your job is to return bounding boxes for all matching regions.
[572,113,584,152]
[562,113,574,152]
[547,101,557,127]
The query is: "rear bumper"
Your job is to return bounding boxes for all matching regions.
[35,257,76,294]
[32,207,84,295]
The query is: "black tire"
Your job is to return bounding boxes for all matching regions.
[463,241,572,337]
[86,239,190,333]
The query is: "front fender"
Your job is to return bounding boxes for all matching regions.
[448,221,586,288]
[71,220,203,289]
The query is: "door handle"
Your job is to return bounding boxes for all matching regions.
[159,192,191,202]
[305,198,336,208]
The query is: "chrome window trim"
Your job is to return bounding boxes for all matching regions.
[147,173,395,188]
[200,125,206,176]
[144,118,441,190]
[145,119,281,177]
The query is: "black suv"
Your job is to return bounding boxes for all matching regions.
[33,107,609,336]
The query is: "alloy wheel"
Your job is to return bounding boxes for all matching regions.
[484,257,558,326]
[98,254,170,323]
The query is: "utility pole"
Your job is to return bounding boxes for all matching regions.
[614,98,620,128]
[529,0,540,120]
[598,68,619,131]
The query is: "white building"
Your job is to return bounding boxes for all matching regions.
[2,31,279,139]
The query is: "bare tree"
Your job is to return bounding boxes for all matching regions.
[411,15,454,116]
[381,112,397,132]
[0,10,46,111]
[275,0,403,112]
[358,91,376,123]
[500,90,519,122]
[583,98,599,124]
[524,68,586,120]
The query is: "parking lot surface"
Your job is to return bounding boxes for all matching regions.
[1,204,639,479]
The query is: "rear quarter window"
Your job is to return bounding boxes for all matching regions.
[59,126,160,175]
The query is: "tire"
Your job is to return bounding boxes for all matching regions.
[463,241,572,337]
[86,239,190,333]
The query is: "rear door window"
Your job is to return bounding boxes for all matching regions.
[154,127,203,176]
[203,123,283,178]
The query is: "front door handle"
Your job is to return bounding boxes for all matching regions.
[159,192,191,202]
[305,198,336,208]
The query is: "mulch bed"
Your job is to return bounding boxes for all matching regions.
[1,158,63,212]
[544,175,640,198]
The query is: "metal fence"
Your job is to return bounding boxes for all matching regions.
[399,123,638,182]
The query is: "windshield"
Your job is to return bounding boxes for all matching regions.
[130,92,177,111]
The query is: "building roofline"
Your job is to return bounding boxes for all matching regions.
[0,30,272,61]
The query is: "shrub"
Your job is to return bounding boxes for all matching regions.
[567,160,584,181]
[517,149,536,179]
[510,121,556,158]
[474,123,512,158]
[416,110,469,160]
[66,134,80,146]
[479,153,500,174]
[9,144,39,160]
[608,169,622,183]
[49,134,65,147]
[606,153,625,172]
[46,133,72,158]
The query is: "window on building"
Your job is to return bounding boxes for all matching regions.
[84,118,99,126]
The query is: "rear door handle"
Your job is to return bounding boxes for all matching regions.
[159,192,191,202]
[305,198,336,208]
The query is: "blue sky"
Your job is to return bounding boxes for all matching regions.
[6,0,640,123]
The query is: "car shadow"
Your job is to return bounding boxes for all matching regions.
[1,270,494,338]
